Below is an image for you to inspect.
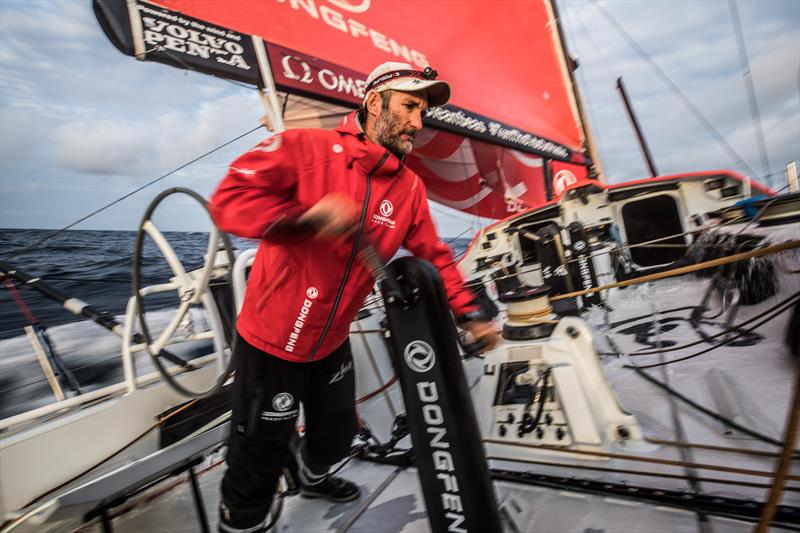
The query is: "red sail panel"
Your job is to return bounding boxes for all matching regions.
[406,129,558,219]
[152,0,584,152]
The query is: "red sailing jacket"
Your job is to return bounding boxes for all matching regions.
[210,112,478,363]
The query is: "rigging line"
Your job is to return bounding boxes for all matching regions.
[591,1,758,179]
[484,455,797,492]
[34,275,183,285]
[626,293,799,370]
[646,283,706,513]
[3,125,264,259]
[729,0,771,179]
[355,375,398,405]
[149,45,257,92]
[281,93,353,116]
[647,438,790,459]
[357,229,474,310]
[447,226,475,244]
[483,438,798,478]
[551,239,800,301]
[734,183,794,236]
[429,203,479,224]
[756,363,800,532]
[626,363,796,451]
[563,0,610,169]
[489,189,790,286]
[627,292,800,356]
[645,285,709,533]
[603,284,781,446]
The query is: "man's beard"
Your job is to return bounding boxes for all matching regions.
[374,109,416,158]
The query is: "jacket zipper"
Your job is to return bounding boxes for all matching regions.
[306,151,390,361]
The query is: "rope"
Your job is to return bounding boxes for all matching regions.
[626,291,799,356]
[647,438,789,459]
[356,375,398,405]
[506,306,555,322]
[628,292,798,369]
[550,239,799,301]
[1,278,38,325]
[756,363,800,531]
[484,454,798,493]
[483,439,798,480]
[627,365,794,450]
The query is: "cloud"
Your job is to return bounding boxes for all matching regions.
[561,0,799,184]
[0,2,268,230]
[51,93,263,179]
[1,0,798,235]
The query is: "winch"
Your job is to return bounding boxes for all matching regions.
[499,284,557,341]
[477,281,644,459]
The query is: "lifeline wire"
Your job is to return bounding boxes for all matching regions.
[3,125,264,259]
[592,1,757,178]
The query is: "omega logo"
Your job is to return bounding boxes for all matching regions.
[281,55,313,84]
[404,340,436,373]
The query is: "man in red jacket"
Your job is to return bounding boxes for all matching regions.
[211,61,498,532]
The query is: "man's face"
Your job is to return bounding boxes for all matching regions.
[373,90,428,158]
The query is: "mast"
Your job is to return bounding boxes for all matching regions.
[616,76,659,177]
[547,0,606,182]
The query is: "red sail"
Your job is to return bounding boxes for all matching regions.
[96,0,591,218]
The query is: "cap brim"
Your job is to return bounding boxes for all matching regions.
[388,79,451,107]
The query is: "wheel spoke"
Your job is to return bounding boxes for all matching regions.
[132,187,237,399]
[149,299,192,355]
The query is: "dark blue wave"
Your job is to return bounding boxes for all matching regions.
[0,229,470,339]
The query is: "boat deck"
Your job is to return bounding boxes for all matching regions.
[72,451,771,533]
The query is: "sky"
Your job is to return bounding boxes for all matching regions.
[0,0,798,237]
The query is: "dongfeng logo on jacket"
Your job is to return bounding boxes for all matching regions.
[372,199,396,229]
[284,287,319,352]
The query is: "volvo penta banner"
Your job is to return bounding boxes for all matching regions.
[94,0,261,86]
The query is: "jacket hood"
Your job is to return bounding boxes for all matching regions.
[336,112,403,178]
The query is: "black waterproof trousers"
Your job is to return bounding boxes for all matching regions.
[219,333,358,530]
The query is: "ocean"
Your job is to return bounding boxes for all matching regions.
[0,228,472,340]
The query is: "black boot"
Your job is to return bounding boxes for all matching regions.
[300,474,360,502]
[292,436,360,503]
[218,497,272,533]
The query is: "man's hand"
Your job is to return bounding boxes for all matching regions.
[299,193,360,239]
[463,320,501,353]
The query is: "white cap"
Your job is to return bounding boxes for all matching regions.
[362,61,451,108]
